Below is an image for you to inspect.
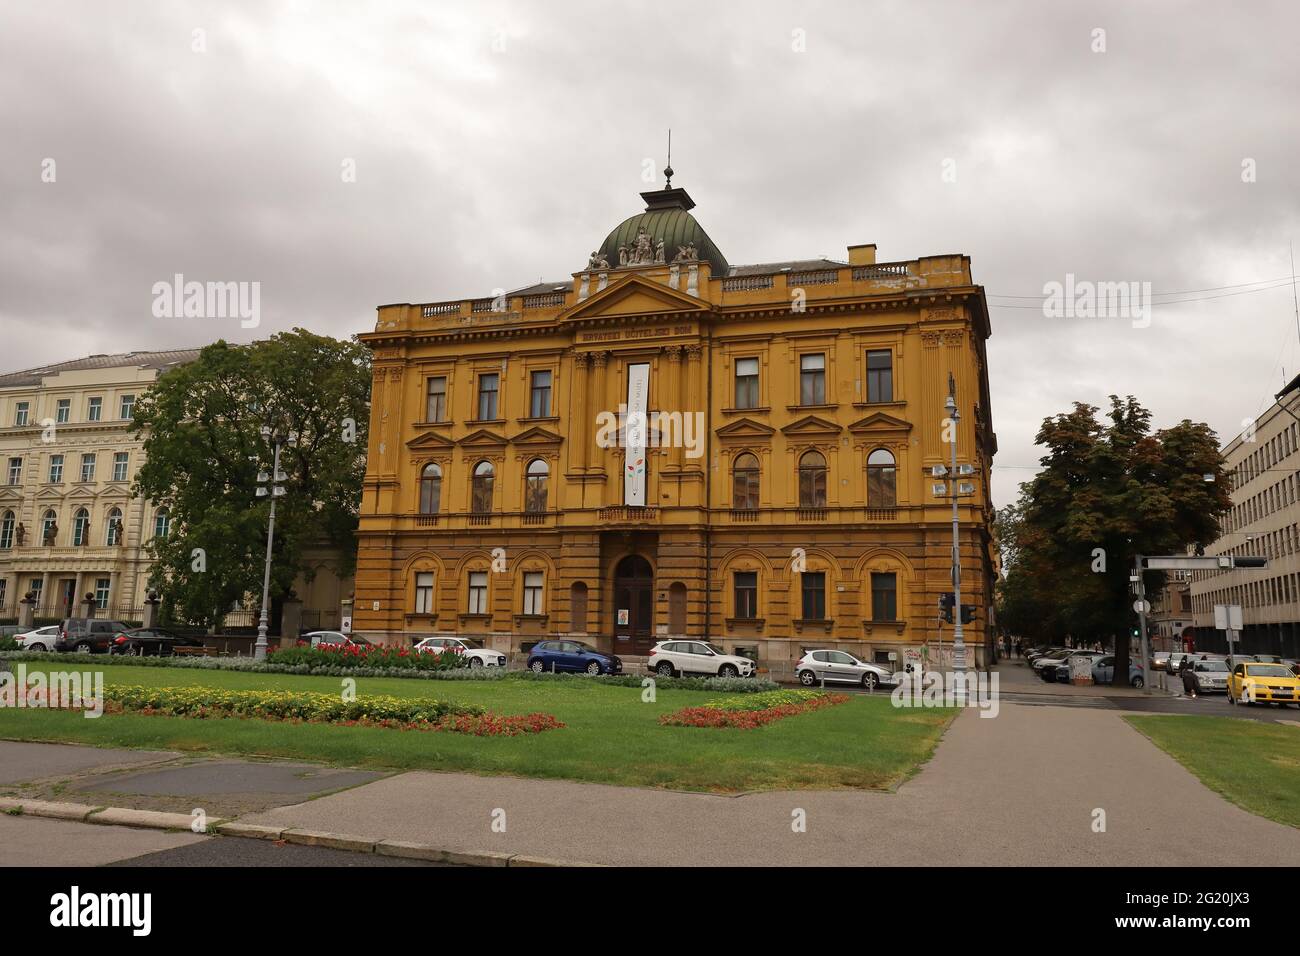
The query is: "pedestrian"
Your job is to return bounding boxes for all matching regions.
[1181,657,1198,698]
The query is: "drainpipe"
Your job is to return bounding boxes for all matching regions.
[704,340,712,645]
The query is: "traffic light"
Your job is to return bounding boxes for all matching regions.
[960,604,976,625]
[938,592,955,623]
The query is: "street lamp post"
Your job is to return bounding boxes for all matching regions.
[945,391,967,674]
[253,425,293,661]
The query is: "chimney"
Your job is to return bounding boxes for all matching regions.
[848,244,876,266]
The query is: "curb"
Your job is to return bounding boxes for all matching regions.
[0,798,597,867]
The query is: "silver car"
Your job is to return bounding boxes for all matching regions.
[1187,659,1229,694]
[796,649,897,690]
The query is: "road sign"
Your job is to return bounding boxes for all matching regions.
[1145,556,1267,571]
[1133,599,1150,614]
[1213,604,1243,631]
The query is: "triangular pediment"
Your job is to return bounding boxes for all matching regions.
[34,486,66,499]
[460,428,508,447]
[0,486,22,501]
[511,426,564,445]
[716,417,777,440]
[405,430,456,450]
[560,274,710,324]
[780,415,842,436]
[66,484,99,499]
[848,412,912,434]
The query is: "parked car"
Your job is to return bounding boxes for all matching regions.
[413,636,506,668]
[1227,661,1300,706]
[1050,651,1108,683]
[1091,655,1144,688]
[528,640,622,675]
[1186,659,1229,694]
[301,630,372,649]
[15,625,61,651]
[645,640,754,678]
[110,627,208,656]
[1150,651,1172,672]
[1032,648,1080,676]
[1024,645,1061,664]
[795,649,897,689]
[54,618,131,654]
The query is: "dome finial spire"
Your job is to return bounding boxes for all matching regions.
[663,129,673,188]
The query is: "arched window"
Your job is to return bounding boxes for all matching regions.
[525,459,549,513]
[732,453,760,510]
[798,451,827,507]
[419,463,442,514]
[105,507,123,546]
[471,461,494,514]
[866,448,897,508]
[153,507,170,540]
[72,507,90,546]
[0,510,13,549]
[41,509,57,545]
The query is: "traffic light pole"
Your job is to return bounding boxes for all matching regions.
[1135,553,1150,696]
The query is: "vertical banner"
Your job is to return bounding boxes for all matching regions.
[624,362,650,506]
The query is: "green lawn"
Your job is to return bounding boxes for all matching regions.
[0,663,954,793]
[1126,715,1300,828]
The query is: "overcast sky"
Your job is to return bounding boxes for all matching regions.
[2,0,1298,507]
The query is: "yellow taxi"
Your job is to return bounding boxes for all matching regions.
[1226,661,1300,707]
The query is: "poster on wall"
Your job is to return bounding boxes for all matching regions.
[624,362,650,506]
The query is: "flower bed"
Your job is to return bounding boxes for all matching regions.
[102,685,563,736]
[0,651,780,693]
[659,689,850,729]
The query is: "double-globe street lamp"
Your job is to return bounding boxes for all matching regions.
[253,423,296,661]
[931,381,977,674]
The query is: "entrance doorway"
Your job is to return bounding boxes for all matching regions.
[59,579,77,617]
[613,555,654,654]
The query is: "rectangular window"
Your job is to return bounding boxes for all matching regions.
[734,357,759,409]
[414,572,434,614]
[425,376,447,422]
[866,350,893,403]
[87,397,102,422]
[14,402,29,426]
[800,353,826,405]
[477,374,499,420]
[529,370,552,418]
[0,580,6,608]
[871,572,898,621]
[6,457,20,486]
[523,571,544,615]
[29,578,42,605]
[112,452,129,482]
[80,453,95,482]
[801,572,826,620]
[468,571,489,614]
[56,399,70,424]
[734,571,758,620]
[119,394,135,420]
[48,454,63,483]
[95,578,111,610]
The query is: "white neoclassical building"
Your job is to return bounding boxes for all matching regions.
[0,350,200,622]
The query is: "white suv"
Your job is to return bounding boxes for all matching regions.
[414,636,507,668]
[647,641,755,678]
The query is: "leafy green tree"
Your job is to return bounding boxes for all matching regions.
[132,330,370,629]
[1000,396,1229,682]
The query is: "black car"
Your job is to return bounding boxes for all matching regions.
[55,618,131,653]
[111,627,207,656]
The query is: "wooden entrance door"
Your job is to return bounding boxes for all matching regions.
[613,555,654,654]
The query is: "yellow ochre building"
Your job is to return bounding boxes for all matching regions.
[354,177,998,669]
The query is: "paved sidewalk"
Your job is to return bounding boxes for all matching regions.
[234,703,1300,865]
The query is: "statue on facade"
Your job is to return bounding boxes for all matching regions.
[109,517,124,546]
[617,244,629,267]
[43,521,57,546]
[654,239,665,263]
[14,522,24,546]
[673,241,698,263]
[587,250,610,270]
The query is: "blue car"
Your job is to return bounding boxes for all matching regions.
[527,640,622,675]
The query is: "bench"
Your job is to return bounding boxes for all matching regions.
[172,646,219,657]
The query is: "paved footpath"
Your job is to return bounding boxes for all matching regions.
[235,702,1300,866]
[4,701,1297,866]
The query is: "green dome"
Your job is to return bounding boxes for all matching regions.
[598,188,729,276]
